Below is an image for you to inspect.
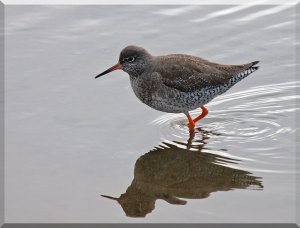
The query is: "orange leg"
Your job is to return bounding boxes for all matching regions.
[186,112,195,130]
[193,106,208,123]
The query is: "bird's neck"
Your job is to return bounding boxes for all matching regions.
[128,67,147,79]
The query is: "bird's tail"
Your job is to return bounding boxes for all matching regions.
[229,61,260,85]
[238,61,260,78]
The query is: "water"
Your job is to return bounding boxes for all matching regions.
[4,5,298,223]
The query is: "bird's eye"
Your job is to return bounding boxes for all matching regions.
[126,56,136,63]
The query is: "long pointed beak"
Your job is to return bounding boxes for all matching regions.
[95,63,122,79]
[101,194,119,201]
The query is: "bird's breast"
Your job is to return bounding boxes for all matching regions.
[129,76,155,104]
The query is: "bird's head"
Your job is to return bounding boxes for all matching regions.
[95,45,152,79]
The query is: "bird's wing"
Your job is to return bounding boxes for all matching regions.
[153,54,257,92]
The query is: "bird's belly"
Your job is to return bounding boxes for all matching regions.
[148,90,202,113]
[131,78,227,113]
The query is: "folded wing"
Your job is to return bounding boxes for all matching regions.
[154,54,258,92]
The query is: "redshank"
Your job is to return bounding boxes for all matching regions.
[95,45,259,130]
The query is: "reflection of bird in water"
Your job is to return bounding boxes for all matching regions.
[101,129,263,217]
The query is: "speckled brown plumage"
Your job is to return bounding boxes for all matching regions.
[96,45,260,129]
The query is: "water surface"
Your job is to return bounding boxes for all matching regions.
[5,5,298,223]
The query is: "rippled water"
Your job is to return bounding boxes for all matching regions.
[154,81,298,145]
[5,4,298,223]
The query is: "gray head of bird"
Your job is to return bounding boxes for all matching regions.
[95,45,153,79]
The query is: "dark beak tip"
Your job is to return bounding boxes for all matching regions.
[94,63,122,79]
[94,72,106,79]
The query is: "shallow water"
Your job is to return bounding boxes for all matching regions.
[5,5,298,223]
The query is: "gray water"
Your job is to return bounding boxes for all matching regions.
[5,5,298,223]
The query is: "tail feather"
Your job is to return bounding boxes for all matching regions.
[251,60,260,67]
[240,61,260,78]
[228,61,260,86]
[203,61,260,100]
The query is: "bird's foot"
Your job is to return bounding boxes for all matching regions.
[193,106,208,123]
[186,112,196,130]
[186,106,208,130]
[189,122,195,131]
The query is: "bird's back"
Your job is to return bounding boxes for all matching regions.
[153,54,259,92]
